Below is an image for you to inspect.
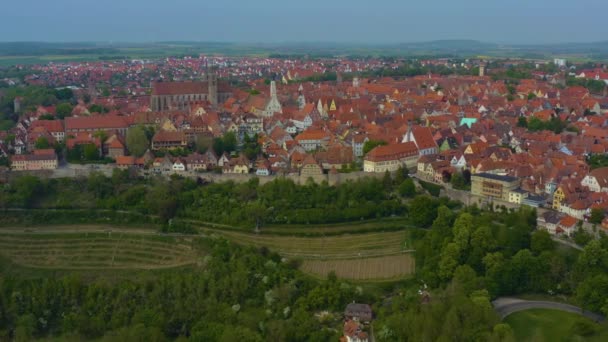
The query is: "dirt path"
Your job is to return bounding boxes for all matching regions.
[0,225,177,236]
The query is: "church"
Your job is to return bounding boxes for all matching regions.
[150,69,232,112]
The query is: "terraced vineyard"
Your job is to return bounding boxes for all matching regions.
[210,230,409,259]
[0,232,197,269]
[301,254,415,280]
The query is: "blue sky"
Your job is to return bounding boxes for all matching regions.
[1,0,606,43]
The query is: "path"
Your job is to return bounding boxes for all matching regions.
[0,225,192,238]
[552,237,583,251]
[492,297,604,322]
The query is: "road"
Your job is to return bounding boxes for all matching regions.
[492,297,604,322]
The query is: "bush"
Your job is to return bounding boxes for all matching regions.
[418,180,443,197]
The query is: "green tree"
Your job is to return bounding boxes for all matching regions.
[126,125,150,157]
[89,104,108,114]
[398,178,416,197]
[439,242,461,280]
[453,213,474,251]
[55,88,74,101]
[576,274,608,312]
[517,116,527,128]
[56,102,73,119]
[408,196,439,227]
[83,143,100,160]
[35,136,50,149]
[363,139,387,155]
[590,208,605,224]
[530,230,555,255]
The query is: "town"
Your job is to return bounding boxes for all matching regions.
[2,55,607,238]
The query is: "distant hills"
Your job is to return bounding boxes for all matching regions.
[0,40,607,62]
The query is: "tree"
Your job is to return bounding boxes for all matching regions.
[83,143,100,160]
[398,178,416,197]
[451,171,469,190]
[517,116,527,128]
[362,140,387,155]
[55,88,74,101]
[590,208,605,224]
[213,132,237,156]
[35,136,50,149]
[408,196,439,227]
[439,242,461,280]
[89,104,108,114]
[126,125,150,157]
[530,230,555,255]
[576,274,608,312]
[56,102,73,119]
[453,213,474,252]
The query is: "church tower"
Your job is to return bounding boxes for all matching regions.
[479,63,486,77]
[263,81,282,117]
[207,64,218,107]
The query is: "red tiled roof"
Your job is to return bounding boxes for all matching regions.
[365,142,418,162]
[152,81,208,96]
[65,116,128,131]
[411,126,437,150]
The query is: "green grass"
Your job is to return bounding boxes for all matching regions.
[505,309,608,342]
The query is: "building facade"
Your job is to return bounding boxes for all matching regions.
[150,69,231,111]
[363,142,419,173]
[471,173,520,202]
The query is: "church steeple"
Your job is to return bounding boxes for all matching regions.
[207,61,218,107]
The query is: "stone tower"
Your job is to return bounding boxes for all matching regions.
[479,63,486,77]
[207,65,218,107]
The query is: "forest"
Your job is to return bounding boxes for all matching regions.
[0,169,433,227]
[2,172,608,340]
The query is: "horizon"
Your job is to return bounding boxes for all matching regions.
[1,39,607,46]
[1,0,606,44]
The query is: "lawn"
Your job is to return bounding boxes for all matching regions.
[505,309,608,342]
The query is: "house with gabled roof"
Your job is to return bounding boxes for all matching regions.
[582,167,608,193]
[300,154,324,177]
[402,125,438,156]
[364,142,419,173]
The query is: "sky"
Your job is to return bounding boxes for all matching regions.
[1,0,606,44]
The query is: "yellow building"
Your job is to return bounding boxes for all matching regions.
[363,142,419,173]
[11,151,58,171]
[508,189,528,204]
[471,173,520,202]
[552,187,566,210]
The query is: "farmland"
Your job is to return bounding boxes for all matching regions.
[0,228,197,270]
[300,254,415,280]
[203,227,416,280]
[206,229,410,259]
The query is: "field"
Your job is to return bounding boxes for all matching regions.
[0,228,197,270]
[301,254,415,280]
[0,222,417,280]
[204,227,416,280]
[505,309,608,342]
[207,229,410,259]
